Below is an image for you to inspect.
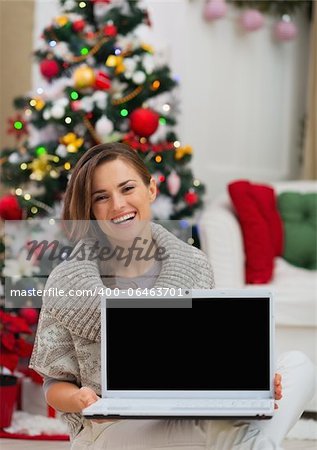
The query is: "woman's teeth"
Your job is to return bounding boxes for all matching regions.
[112,213,136,224]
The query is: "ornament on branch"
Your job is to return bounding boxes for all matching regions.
[94,71,111,90]
[167,171,181,196]
[0,195,23,220]
[174,145,193,161]
[95,116,114,139]
[73,65,96,89]
[40,59,60,80]
[129,108,159,137]
[184,191,199,206]
[60,132,84,153]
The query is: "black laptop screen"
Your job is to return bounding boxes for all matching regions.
[106,297,270,390]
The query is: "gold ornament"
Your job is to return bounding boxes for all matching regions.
[28,154,56,180]
[105,55,125,74]
[141,43,154,54]
[73,65,96,89]
[174,145,193,160]
[55,15,69,27]
[34,97,45,111]
[60,132,84,153]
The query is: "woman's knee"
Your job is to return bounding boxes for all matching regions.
[278,351,316,393]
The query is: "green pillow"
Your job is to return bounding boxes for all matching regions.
[278,192,317,270]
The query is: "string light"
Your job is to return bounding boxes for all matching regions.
[193,179,201,187]
[155,155,162,163]
[49,40,57,47]
[29,99,37,107]
[79,1,86,8]
[36,146,47,156]
[174,141,181,148]
[31,207,38,214]
[70,91,79,100]
[14,121,23,130]
[20,163,28,170]
[65,117,72,124]
[49,218,55,225]
[37,88,44,95]
[15,188,23,196]
[162,104,170,112]
[159,117,166,125]
[140,137,147,144]
[151,80,160,90]
[80,47,89,56]
[120,109,128,117]
[187,237,195,245]
[64,162,71,170]
[24,193,31,201]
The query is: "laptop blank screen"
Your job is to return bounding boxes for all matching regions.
[106,297,270,391]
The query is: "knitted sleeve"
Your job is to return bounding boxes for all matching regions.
[29,307,81,386]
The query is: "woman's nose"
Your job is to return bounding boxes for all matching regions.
[111,193,126,210]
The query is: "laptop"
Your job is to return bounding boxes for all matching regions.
[82,289,275,419]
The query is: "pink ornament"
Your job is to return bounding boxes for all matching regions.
[167,171,181,196]
[274,16,297,41]
[240,9,264,32]
[203,0,227,21]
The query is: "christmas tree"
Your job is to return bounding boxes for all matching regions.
[1,0,205,228]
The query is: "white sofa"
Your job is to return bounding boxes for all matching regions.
[198,181,317,411]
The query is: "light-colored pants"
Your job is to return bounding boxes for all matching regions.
[71,351,316,450]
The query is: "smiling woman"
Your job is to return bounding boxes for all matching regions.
[29,142,315,450]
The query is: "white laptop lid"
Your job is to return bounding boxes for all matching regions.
[101,289,274,400]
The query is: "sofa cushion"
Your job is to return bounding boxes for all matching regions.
[278,192,317,270]
[228,180,283,284]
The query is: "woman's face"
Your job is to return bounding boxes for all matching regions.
[91,158,156,242]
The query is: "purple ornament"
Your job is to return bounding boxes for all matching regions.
[203,0,227,21]
[274,16,298,41]
[240,9,264,32]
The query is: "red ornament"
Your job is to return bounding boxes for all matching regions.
[184,191,199,206]
[0,195,23,220]
[71,100,82,111]
[129,108,160,137]
[39,59,60,79]
[103,24,117,37]
[73,19,86,32]
[94,71,111,90]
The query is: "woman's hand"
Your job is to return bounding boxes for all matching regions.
[274,373,282,409]
[71,386,99,410]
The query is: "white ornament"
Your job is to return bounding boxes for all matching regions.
[80,96,94,112]
[8,153,20,164]
[95,116,114,137]
[56,144,68,158]
[132,70,146,85]
[43,110,51,120]
[142,54,155,74]
[167,171,181,196]
[92,91,108,109]
[151,194,174,220]
[50,105,65,119]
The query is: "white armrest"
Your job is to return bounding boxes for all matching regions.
[199,197,245,288]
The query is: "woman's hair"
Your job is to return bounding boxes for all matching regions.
[62,142,152,239]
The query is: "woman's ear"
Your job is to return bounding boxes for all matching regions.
[148,177,157,203]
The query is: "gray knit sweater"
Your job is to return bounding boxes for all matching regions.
[29,223,214,439]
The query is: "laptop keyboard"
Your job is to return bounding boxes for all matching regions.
[102,398,274,411]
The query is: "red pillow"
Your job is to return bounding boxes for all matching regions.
[228,180,284,284]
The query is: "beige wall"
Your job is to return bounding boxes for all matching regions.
[0,0,34,150]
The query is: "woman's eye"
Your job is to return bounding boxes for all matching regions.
[95,195,108,202]
[123,186,135,193]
